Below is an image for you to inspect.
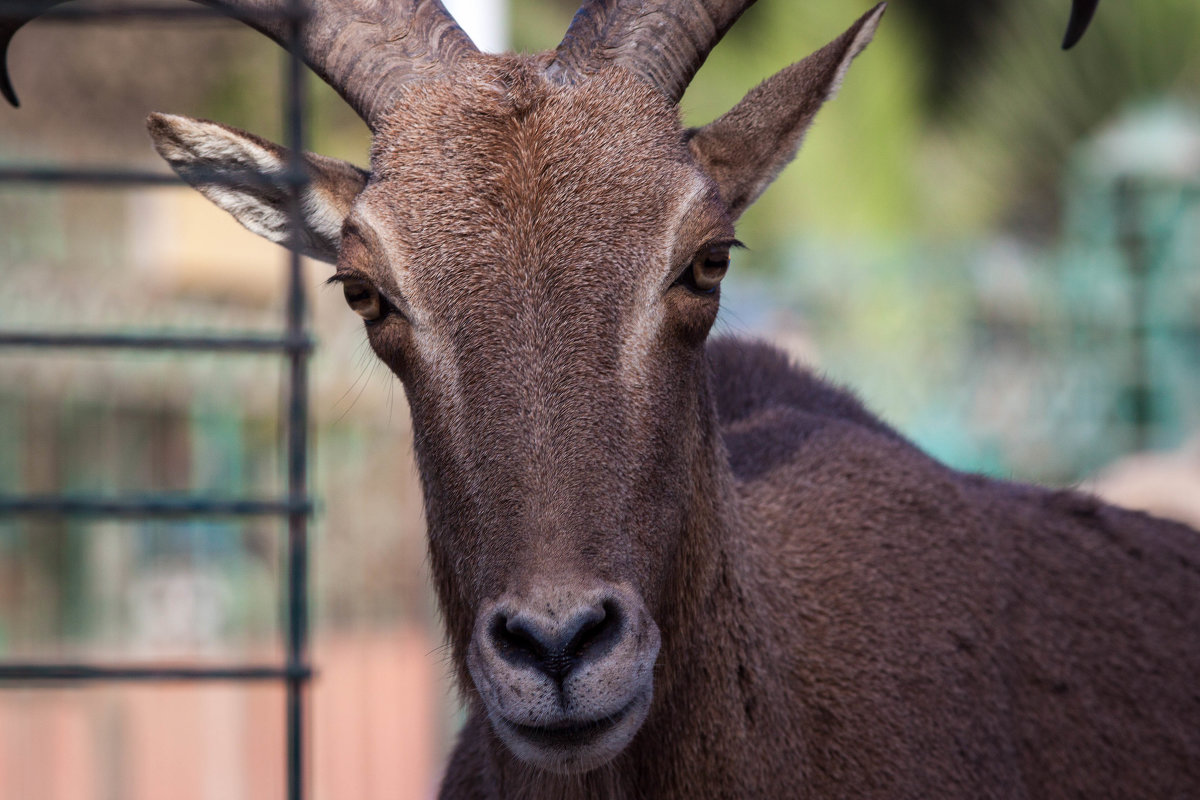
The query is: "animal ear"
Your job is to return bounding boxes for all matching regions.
[146,112,369,264]
[688,3,885,220]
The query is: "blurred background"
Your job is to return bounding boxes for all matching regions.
[0,0,1198,797]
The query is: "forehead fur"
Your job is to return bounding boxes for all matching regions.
[356,57,712,300]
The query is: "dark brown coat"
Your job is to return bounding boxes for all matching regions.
[12,0,1188,796]
[436,337,1200,799]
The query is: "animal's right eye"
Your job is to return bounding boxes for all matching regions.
[691,245,730,292]
[674,243,733,295]
[341,278,383,321]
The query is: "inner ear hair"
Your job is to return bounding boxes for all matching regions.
[147,112,369,264]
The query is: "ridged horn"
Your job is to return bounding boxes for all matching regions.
[0,0,479,128]
[549,0,759,102]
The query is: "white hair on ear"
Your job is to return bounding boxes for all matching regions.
[827,3,886,102]
[196,184,292,244]
[151,114,284,176]
[147,112,365,263]
[302,184,348,245]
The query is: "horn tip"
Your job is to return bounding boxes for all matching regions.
[1062,0,1100,50]
[1,71,19,108]
[1,37,20,107]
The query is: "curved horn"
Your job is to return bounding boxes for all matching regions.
[1,0,478,128]
[549,0,759,102]
[1062,0,1100,50]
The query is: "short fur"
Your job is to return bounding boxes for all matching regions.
[158,27,1200,800]
[20,0,1189,795]
[434,335,1200,798]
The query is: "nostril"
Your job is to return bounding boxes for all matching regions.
[565,600,621,663]
[486,600,626,682]
[491,614,547,664]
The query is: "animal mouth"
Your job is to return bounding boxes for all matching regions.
[504,702,634,749]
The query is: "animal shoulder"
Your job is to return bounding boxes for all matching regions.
[707,337,906,482]
[708,338,1200,594]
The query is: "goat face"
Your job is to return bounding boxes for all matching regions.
[341,61,729,773]
[138,6,884,774]
[8,0,1112,781]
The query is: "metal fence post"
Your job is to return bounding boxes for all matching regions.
[0,6,315,800]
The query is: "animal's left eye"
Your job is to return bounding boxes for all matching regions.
[341,278,383,320]
[676,244,731,294]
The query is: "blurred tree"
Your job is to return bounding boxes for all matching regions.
[945,0,1200,238]
[906,0,1006,111]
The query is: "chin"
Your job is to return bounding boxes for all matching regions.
[487,684,653,775]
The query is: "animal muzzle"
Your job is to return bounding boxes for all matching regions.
[467,582,661,774]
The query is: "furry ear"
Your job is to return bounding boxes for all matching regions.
[688,3,885,220]
[146,113,369,263]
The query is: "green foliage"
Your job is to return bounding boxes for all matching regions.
[684,3,927,272]
[509,0,577,52]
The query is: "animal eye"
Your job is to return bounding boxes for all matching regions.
[677,244,730,294]
[341,278,383,320]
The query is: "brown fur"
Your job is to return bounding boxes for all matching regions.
[125,6,1198,797]
[434,334,1200,799]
